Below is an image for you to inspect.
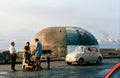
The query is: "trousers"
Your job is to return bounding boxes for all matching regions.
[10,54,17,70]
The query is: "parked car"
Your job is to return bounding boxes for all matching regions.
[0,51,10,63]
[65,46,103,65]
[105,63,120,78]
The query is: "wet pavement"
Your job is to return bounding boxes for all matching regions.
[0,58,120,78]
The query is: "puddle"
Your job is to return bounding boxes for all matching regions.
[0,76,6,78]
[0,72,8,75]
[98,69,110,75]
[95,69,110,78]
[0,72,9,78]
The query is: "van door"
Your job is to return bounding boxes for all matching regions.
[84,47,98,61]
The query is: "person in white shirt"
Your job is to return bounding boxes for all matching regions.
[9,41,17,72]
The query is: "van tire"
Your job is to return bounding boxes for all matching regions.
[96,57,102,64]
[77,58,84,66]
[66,62,72,65]
[4,60,8,63]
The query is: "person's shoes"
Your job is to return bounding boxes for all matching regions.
[11,69,15,72]
[34,68,39,71]
[47,67,50,70]
[40,67,43,70]
[13,69,16,71]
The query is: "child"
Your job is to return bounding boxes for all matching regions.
[46,52,51,70]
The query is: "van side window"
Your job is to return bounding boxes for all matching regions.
[88,47,98,52]
[92,48,98,52]
[88,47,92,52]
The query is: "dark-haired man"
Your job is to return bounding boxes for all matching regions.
[34,38,42,70]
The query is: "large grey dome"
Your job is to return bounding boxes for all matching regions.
[30,26,98,57]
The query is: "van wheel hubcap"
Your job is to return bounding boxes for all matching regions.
[78,59,84,66]
[97,58,102,63]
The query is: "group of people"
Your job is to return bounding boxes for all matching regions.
[9,38,50,72]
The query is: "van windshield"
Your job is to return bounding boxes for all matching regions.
[74,46,84,52]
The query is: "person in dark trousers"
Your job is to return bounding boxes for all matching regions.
[34,38,42,71]
[46,52,50,70]
[23,42,31,63]
[9,41,17,72]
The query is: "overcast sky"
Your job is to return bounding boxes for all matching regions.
[0,0,120,41]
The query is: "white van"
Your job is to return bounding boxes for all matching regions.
[65,46,103,65]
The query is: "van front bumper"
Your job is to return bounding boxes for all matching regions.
[65,56,77,62]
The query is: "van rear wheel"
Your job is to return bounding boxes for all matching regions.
[77,58,84,66]
[4,60,8,63]
[96,57,102,64]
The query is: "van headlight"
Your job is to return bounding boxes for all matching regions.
[69,56,77,60]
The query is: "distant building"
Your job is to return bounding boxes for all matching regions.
[30,27,98,58]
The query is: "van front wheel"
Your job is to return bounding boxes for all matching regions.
[66,62,72,65]
[77,58,84,66]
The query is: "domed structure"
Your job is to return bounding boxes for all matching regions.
[30,27,98,58]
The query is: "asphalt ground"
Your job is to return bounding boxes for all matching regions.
[0,58,120,78]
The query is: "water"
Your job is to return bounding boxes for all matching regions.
[0,40,27,51]
[0,41,120,51]
[99,42,120,49]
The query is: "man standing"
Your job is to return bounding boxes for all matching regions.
[9,41,17,72]
[34,38,42,70]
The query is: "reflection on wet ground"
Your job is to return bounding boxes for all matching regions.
[0,58,119,78]
[0,67,110,78]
